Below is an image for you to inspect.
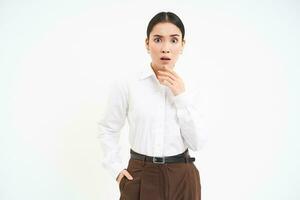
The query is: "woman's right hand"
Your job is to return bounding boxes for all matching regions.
[116,169,133,184]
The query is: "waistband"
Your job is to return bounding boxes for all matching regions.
[130,148,195,164]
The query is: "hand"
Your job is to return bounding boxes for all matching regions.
[157,65,185,96]
[116,169,133,184]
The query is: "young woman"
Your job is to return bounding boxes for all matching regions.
[97,11,207,200]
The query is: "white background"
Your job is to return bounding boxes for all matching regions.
[1,0,299,199]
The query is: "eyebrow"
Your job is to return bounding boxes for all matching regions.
[153,34,180,37]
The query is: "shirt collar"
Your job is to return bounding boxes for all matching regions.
[139,63,156,80]
[139,63,168,91]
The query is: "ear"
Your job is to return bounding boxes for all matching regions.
[182,39,186,48]
[145,38,150,53]
[145,38,149,50]
[180,39,185,54]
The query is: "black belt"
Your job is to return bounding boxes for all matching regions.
[130,148,195,164]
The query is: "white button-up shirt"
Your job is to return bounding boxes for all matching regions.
[97,64,208,179]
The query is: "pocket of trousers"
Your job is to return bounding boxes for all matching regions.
[119,176,141,191]
[119,176,127,191]
[121,177,141,200]
[123,177,141,191]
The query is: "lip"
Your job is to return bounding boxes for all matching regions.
[161,59,171,63]
[160,56,171,60]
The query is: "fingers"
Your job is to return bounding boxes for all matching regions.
[162,79,174,88]
[157,70,177,81]
[117,173,124,183]
[161,65,179,78]
[157,75,176,90]
[117,169,134,184]
[157,75,174,86]
[116,173,122,183]
[123,170,133,180]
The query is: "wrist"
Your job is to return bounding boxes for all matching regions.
[116,172,122,181]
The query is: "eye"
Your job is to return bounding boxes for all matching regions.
[154,38,161,43]
[171,38,178,43]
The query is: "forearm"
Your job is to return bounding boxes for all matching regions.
[173,90,208,151]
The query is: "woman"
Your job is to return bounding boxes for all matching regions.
[97,11,208,200]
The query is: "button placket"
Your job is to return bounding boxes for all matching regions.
[153,86,166,156]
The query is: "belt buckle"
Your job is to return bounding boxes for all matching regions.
[153,156,165,164]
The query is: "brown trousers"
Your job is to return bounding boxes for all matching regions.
[118,156,201,200]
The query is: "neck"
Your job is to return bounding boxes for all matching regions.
[150,62,159,77]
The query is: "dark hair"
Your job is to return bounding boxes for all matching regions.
[146,11,185,41]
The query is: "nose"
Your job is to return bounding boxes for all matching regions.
[161,42,170,53]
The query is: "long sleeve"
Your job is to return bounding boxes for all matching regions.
[96,79,128,180]
[172,88,208,151]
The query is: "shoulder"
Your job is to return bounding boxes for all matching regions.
[109,69,140,93]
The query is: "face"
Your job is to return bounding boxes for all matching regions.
[145,22,185,70]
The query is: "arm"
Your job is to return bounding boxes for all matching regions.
[156,65,208,151]
[96,79,128,180]
[172,88,208,151]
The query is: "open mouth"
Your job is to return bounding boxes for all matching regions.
[160,57,171,61]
